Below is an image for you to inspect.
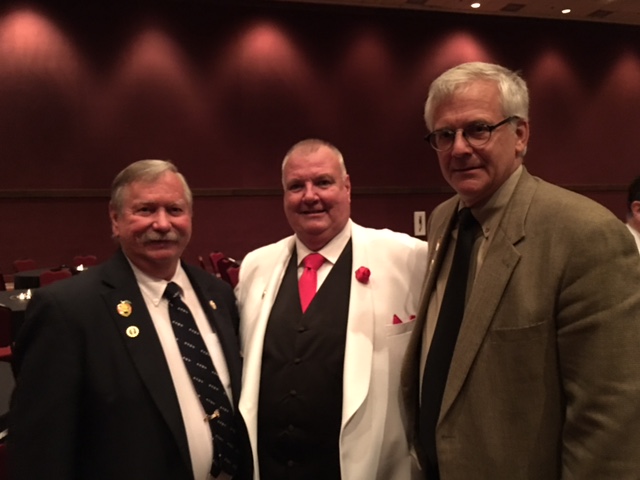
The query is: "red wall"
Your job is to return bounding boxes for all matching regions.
[1,1,639,272]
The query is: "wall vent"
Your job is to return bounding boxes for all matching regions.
[501,3,525,13]
[587,9,613,19]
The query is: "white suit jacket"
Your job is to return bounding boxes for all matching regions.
[236,221,429,480]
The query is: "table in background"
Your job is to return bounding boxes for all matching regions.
[0,289,31,340]
[14,267,77,290]
[13,268,50,290]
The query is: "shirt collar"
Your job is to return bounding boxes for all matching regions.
[127,258,188,307]
[466,165,523,238]
[295,219,352,266]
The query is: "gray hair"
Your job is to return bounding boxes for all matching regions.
[281,138,347,186]
[110,159,193,213]
[424,62,529,130]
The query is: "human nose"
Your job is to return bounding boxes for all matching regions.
[152,209,171,230]
[301,183,318,202]
[450,129,472,156]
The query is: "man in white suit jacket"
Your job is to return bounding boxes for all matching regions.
[235,139,428,480]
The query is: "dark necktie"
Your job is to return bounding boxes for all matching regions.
[419,208,480,479]
[298,253,326,312]
[163,281,239,478]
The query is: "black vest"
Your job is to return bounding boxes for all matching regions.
[258,240,353,480]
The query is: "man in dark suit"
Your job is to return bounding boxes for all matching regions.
[9,159,250,480]
[401,62,640,479]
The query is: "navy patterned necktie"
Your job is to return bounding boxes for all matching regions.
[163,281,239,478]
[419,207,480,479]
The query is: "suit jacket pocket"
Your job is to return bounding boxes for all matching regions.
[488,320,548,343]
[385,322,414,375]
[385,320,415,337]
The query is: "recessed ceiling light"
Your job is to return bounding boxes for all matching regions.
[471,2,481,8]
[561,8,571,14]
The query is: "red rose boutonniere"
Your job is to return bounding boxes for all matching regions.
[355,266,371,284]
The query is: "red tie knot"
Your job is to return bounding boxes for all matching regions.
[303,253,325,271]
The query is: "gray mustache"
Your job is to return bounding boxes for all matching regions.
[142,231,180,242]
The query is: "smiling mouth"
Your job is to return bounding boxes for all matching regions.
[143,237,178,246]
[301,210,325,215]
[145,240,176,247]
[454,165,480,173]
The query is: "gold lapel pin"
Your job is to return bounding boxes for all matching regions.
[117,300,132,317]
[126,325,140,338]
[209,300,217,310]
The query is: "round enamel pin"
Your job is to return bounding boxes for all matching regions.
[126,326,140,338]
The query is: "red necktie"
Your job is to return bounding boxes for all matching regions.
[299,253,325,312]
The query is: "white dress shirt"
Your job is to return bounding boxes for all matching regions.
[130,261,232,480]
[626,223,640,253]
[420,166,523,388]
[295,219,352,290]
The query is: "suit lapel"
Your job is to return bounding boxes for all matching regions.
[406,199,458,374]
[440,171,536,421]
[342,223,374,426]
[439,227,521,418]
[239,237,295,428]
[425,202,459,307]
[186,265,242,405]
[101,252,191,472]
[402,199,458,439]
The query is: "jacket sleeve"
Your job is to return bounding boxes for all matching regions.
[556,212,640,478]
[9,288,84,479]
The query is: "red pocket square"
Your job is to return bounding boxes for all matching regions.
[393,314,416,324]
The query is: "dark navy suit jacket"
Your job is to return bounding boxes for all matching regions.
[9,250,251,479]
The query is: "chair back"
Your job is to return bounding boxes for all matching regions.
[0,274,5,291]
[0,305,12,363]
[0,442,6,480]
[0,305,10,346]
[217,257,241,287]
[226,266,240,288]
[72,255,97,268]
[209,252,225,278]
[13,259,36,272]
[198,256,212,273]
[39,269,72,287]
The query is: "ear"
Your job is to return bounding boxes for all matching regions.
[632,201,640,219]
[514,118,530,157]
[109,206,120,238]
[344,174,351,202]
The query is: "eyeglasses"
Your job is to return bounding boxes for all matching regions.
[425,116,519,152]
